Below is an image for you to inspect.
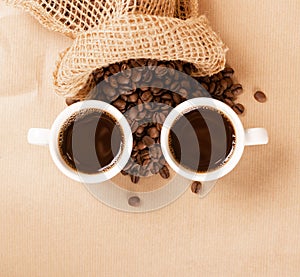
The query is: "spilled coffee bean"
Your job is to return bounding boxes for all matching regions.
[191,181,202,194]
[254,91,267,103]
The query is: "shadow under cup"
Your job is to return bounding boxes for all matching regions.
[161,98,245,182]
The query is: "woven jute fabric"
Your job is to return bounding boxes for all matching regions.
[53,14,227,98]
[4,0,177,38]
[175,0,199,19]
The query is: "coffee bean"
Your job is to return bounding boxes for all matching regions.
[224,77,233,88]
[127,107,139,119]
[135,126,144,137]
[109,76,119,88]
[149,144,162,159]
[102,83,116,97]
[128,93,139,103]
[232,103,245,115]
[159,166,170,179]
[153,112,166,124]
[128,196,141,207]
[109,64,120,74]
[131,69,142,83]
[141,90,153,103]
[224,98,234,107]
[231,84,243,96]
[142,70,153,83]
[200,82,209,91]
[113,99,126,111]
[222,67,234,77]
[147,127,159,138]
[209,82,216,94]
[254,91,267,103]
[148,59,158,70]
[142,135,155,147]
[65,98,78,106]
[130,175,140,184]
[117,75,130,85]
[137,141,147,150]
[142,159,150,166]
[179,88,188,98]
[121,170,128,176]
[191,181,202,194]
[93,68,104,83]
[224,89,234,99]
[155,65,168,77]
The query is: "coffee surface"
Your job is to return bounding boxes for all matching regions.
[59,109,123,174]
[169,107,235,173]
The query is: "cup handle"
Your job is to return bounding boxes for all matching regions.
[27,128,51,146]
[244,128,268,146]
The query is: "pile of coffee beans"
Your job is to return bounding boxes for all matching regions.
[67,59,245,184]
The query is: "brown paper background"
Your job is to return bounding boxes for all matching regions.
[0,1,299,276]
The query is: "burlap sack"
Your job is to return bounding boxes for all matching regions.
[175,0,199,19]
[53,14,227,98]
[4,0,176,38]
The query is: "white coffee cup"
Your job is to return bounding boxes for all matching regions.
[27,100,133,183]
[160,97,268,182]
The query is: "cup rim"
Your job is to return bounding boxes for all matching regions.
[160,97,245,181]
[48,100,133,183]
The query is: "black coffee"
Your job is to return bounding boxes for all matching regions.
[169,107,235,173]
[59,108,124,174]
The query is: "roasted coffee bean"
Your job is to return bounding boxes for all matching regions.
[222,67,234,77]
[224,98,234,107]
[109,76,119,88]
[150,162,160,175]
[102,83,116,97]
[135,126,144,137]
[224,89,234,99]
[117,75,130,85]
[142,158,151,166]
[224,77,233,88]
[181,80,192,90]
[137,141,147,150]
[127,107,139,119]
[155,65,168,77]
[209,82,216,94]
[254,91,267,103]
[130,175,140,184]
[152,112,166,124]
[232,103,245,115]
[109,64,120,74]
[191,181,202,194]
[147,127,159,138]
[200,82,209,91]
[121,170,128,176]
[128,93,138,103]
[172,92,182,104]
[164,76,173,86]
[142,135,155,147]
[159,166,170,179]
[131,69,142,83]
[149,145,162,159]
[231,84,243,96]
[158,156,166,166]
[142,70,153,83]
[113,99,126,111]
[65,98,78,106]
[128,196,141,207]
[141,90,153,102]
[170,81,180,92]
[148,59,158,70]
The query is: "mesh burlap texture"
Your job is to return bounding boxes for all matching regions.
[175,0,199,19]
[53,14,227,99]
[4,0,176,38]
